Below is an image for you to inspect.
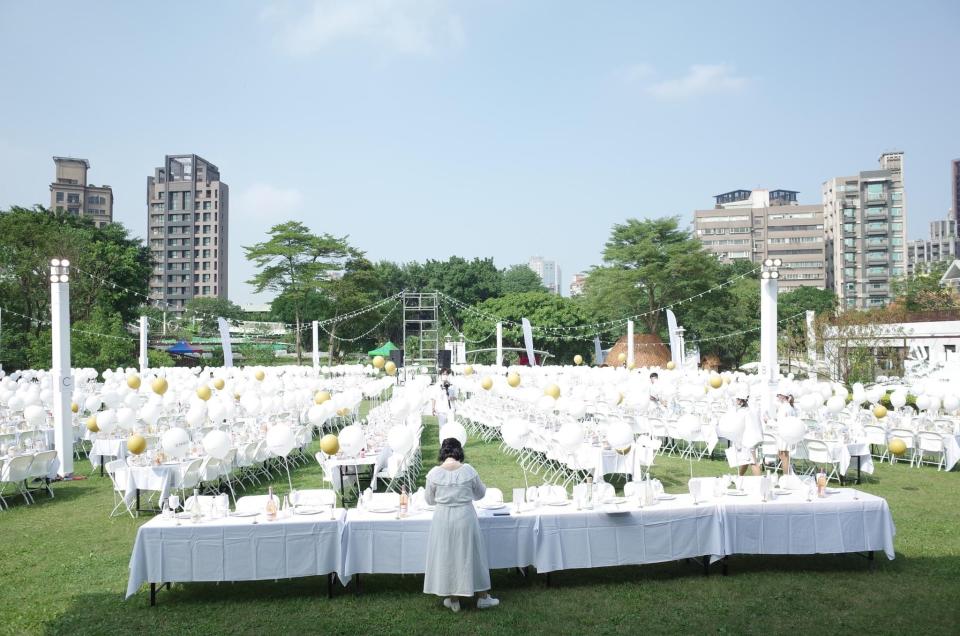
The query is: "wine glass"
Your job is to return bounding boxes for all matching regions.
[169,494,180,513]
[289,489,299,511]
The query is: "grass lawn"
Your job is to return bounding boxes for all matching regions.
[1,409,958,635]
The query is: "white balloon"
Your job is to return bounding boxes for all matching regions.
[116,407,136,430]
[240,394,261,416]
[139,402,160,426]
[308,404,327,426]
[24,404,46,427]
[566,399,587,419]
[207,400,226,423]
[557,421,583,451]
[84,395,102,413]
[97,409,117,435]
[536,395,556,413]
[439,422,468,446]
[338,424,364,456]
[866,386,885,405]
[501,418,530,450]
[266,424,296,457]
[717,411,745,445]
[202,429,231,460]
[778,416,807,445]
[943,395,960,413]
[606,420,634,449]
[185,405,206,427]
[890,391,907,409]
[825,395,846,414]
[915,394,931,411]
[387,425,414,454]
[161,427,191,458]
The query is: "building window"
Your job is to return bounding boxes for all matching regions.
[891,191,903,201]
[68,206,80,214]
[55,192,64,202]
[891,222,903,232]
[892,252,903,261]
[891,207,902,217]
[67,193,80,204]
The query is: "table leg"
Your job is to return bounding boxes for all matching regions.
[354,573,362,596]
[703,556,710,576]
[100,455,105,477]
[136,488,141,513]
[327,572,334,599]
[150,583,156,607]
[857,455,863,485]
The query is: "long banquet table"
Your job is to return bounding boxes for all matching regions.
[126,489,895,604]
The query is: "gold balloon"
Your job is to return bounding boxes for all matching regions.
[126,375,141,390]
[888,437,907,456]
[372,355,385,369]
[320,433,340,455]
[573,354,583,366]
[385,361,397,376]
[480,376,493,391]
[544,384,561,400]
[464,365,474,376]
[70,402,79,414]
[628,362,636,370]
[873,404,888,419]
[234,392,241,401]
[85,415,99,433]
[336,407,350,417]
[196,385,212,401]
[151,377,169,396]
[255,370,265,381]
[615,446,632,456]
[213,378,225,390]
[315,391,332,405]
[666,361,676,370]
[709,376,723,389]
[617,352,627,364]
[127,434,147,455]
[507,372,521,388]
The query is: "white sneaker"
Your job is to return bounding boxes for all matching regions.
[443,597,461,612]
[477,596,500,609]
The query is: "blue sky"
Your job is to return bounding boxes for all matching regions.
[1,0,957,304]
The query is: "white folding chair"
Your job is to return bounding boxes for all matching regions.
[105,458,135,518]
[915,431,946,470]
[1,455,35,507]
[804,439,842,484]
[863,424,889,462]
[25,449,57,499]
[888,428,917,465]
[296,488,337,507]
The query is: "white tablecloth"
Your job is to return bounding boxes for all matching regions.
[793,440,874,477]
[341,506,536,582]
[115,461,191,506]
[944,435,960,471]
[90,438,127,467]
[126,509,345,598]
[325,447,390,490]
[533,496,724,571]
[720,488,895,560]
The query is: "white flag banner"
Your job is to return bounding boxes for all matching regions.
[594,336,603,365]
[521,318,536,367]
[666,309,681,367]
[218,317,234,368]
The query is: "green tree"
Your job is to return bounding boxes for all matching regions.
[461,292,594,365]
[680,277,760,370]
[501,264,547,294]
[183,297,245,334]
[584,217,721,335]
[0,206,150,371]
[891,261,959,311]
[317,257,390,361]
[244,221,354,364]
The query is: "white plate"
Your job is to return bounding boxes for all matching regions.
[655,494,676,501]
[230,511,258,518]
[294,508,324,515]
[603,497,627,505]
[174,512,194,519]
[726,490,748,497]
[367,506,398,514]
[825,487,841,494]
[418,505,435,511]
[545,500,569,507]
[773,490,793,496]
[478,502,506,510]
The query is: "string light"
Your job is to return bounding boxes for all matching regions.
[317,300,401,342]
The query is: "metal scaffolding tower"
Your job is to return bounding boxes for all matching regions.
[402,291,439,378]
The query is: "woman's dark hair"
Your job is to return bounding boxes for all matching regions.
[736,397,748,407]
[438,437,464,463]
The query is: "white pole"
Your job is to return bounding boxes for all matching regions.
[805,310,817,367]
[495,322,503,368]
[312,320,320,371]
[139,316,149,372]
[627,320,635,368]
[50,259,74,478]
[760,276,779,416]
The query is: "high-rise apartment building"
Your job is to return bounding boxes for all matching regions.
[147,154,229,311]
[693,189,826,292]
[569,272,587,297]
[823,152,907,310]
[528,256,561,294]
[49,157,113,227]
[907,217,957,276]
[952,158,960,244]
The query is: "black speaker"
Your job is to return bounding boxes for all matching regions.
[437,350,452,370]
[389,349,404,368]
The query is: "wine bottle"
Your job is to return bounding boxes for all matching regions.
[399,485,408,517]
[266,486,278,521]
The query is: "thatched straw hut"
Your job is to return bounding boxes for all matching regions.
[603,334,671,367]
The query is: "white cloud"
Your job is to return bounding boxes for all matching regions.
[646,64,750,100]
[233,183,305,218]
[264,0,464,56]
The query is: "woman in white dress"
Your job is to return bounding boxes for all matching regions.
[774,393,798,474]
[423,438,499,612]
[732,395,763,476]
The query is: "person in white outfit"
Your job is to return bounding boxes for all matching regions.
[774,393,798,474]
[432,369,454,426]
[423,438,499,612]
[732,393,763,476]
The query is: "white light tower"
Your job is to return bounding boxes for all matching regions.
[50,258,74,478]
[676,326,686,368]
[760,258,782,416]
